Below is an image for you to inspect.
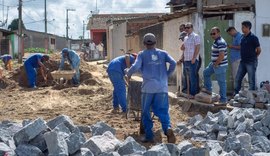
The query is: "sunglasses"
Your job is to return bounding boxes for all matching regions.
[185,27,191,29]
[210,32,216,35]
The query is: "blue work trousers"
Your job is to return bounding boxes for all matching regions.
[183,60,199,96]
[107,70,127,112]
[234,60,257,94]
[141,93,171,140]
[203,63,227,102]
[72,62,80,85]
[24,63,37,88]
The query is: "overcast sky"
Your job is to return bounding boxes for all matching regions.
[0,0,169,39]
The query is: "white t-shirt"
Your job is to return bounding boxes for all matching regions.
[89,42,96,50]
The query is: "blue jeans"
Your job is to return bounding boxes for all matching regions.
[107,70,127,112]
[234,60,258,94]
[141,93,171,140]
[203,62,227,102]
[183,60,199,96]
[24,63,37,88]
[72,62,80,85]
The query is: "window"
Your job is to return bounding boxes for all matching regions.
[51,38,55,44]
[262,24,270,37]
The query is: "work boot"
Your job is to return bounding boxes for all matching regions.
[111,107,119,114]
[166,128,176,144]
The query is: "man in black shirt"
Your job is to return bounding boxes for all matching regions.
[234,21,261,94]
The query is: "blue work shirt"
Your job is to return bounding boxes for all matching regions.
[24,53,43,68]
[59,50,80,69]
[230,32,242,63]
[127,48,176,93]
[107,55,136,77]
[240,32,260,63]
[0,54,12,63]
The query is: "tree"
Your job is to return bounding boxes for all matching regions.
[8,18,26,31]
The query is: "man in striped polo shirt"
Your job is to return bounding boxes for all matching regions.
[203,27,228,104]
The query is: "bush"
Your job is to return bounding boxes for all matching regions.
[24,48,54,54]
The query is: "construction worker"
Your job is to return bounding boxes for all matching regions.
[24,54,50,88]
[107,53,137,113]
[0,54,13,71]
[126,33,176,143]
[59,48,81,86]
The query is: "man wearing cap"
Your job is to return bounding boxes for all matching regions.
[0,54,13,71]
[24,53,50,88]
[126,33,176,143]
[107,53,137,113]
[180,23,201,97]
[59,48,81,86]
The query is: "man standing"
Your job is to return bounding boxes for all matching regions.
[107,53,137,113]
[59,48,81,86]
[24,54,50,88]
[203,27,228,104]
[89,40,96,59]
[97,41,104,59]
[234,21,261,94]
[226,27,242,88]
[126,33,176,143]
[180,23,201,97]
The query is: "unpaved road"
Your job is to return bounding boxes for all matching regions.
[0,55,192,147]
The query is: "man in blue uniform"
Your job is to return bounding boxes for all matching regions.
[107,53,137,113]
[59,48,81,86]
[234,21,261,94]
[24,54,50,88]
[126,33,176,143]
[0,54,12,71]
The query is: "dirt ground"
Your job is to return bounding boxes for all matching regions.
[0,53,194,148]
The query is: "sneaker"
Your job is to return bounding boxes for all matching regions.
[214,101,227,106]
[201,88,212,95]
[166,128,176,144]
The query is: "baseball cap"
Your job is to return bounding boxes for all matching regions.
[143,33,156,45]
[62,48,69,53]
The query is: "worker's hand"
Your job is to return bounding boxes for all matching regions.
[228,45,232,49]
[191,58,196,64]
[124,68,129,75]
[44,76,47,82]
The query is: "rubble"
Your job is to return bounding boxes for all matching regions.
[230,89,270,109]
[0,108,270,155]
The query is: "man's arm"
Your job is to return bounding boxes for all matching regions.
[214,51,225,67]
[38,59,47,80]
[228,45,240,50]
[166,54,176,76]
[127,53,142,77]
[256,47,261,57]
[59,56,65,70]
[192,44,200,64]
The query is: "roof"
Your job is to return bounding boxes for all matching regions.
[0,28,14,36]
[87,13,164,30]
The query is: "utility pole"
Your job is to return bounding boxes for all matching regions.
[18,0,22,63]
[44,0,48,53]
[82,20,85,42]
[66,8,75,48]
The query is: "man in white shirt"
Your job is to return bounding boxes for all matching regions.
[89,40,96,59]
[97,41,104,59]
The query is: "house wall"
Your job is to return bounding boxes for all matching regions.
[255,0,270,83]
[127,34,140,54]
[163,16,189,60]
[108,22,127,60]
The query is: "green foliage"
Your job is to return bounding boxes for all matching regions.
[8,18,26,31]
[24,47,54,54]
